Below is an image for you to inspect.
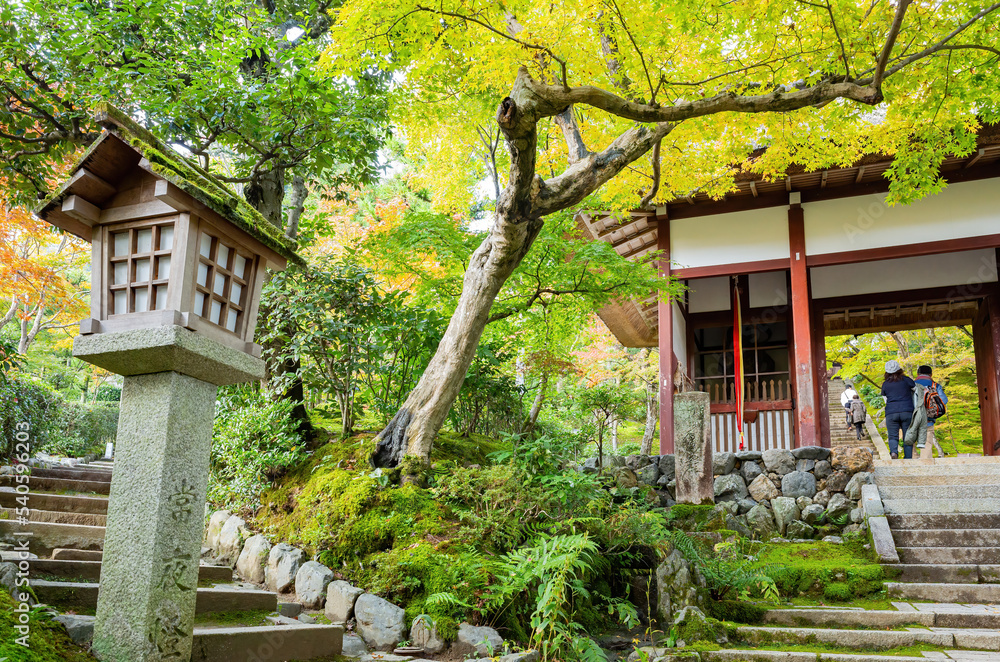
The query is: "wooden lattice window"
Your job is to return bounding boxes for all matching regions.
[108,223,174,316]
[193,231,252,334]
[692,321,791,402]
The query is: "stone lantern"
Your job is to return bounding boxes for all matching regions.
[34,104,301,662]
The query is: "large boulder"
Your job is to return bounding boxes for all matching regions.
[814,460,833,480]
[295,560,334,609]
[795,459,816,473]
[265,543,304,594]
[581,457,601,474]
[761,449,796,476]
[672,606,728,647]
[205,510,232,551]
[786,520,816,540]
[236,534,271,584]
[745,504,776,539]
[658,455,676,482]
[355,594,406,651]
[771,497,800,536]
[326,580,365,623]
[639,463,660,486]
[342,634,369,657]
[54,614,95,645]
[216,515,249,566]
[831,447,873,473]
[845,472,873,500]
[825,471,850,493]
[713,452,736,476]
[740,461,763,484]
[411,614,446,655]
[792,446,831,461]
[748,474,780,502]
[781,471,817,499]
[656,545,705,624]
[454,622,504,657]
[735,450,762,462]
[713,474,748,502]
[801,503,826,525]
[614,467,639,488]
[826,493,853,521]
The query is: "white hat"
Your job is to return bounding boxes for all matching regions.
[885,360,902,374]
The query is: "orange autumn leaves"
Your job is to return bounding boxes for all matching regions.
[0,192,89,351]
[310,193,449,293]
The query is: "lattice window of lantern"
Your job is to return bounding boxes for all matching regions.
[193,231,252,334]
[108,223,174,316]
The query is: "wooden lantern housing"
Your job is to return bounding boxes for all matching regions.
[35,105,301,356]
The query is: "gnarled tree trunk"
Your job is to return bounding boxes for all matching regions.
[374,61,888,468]
[520,372,548,438]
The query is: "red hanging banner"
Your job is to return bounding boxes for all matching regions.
[733,279,746,451]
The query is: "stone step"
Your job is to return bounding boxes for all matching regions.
[763,608,1000,629]
[887,513,1000,529]
[887,581,1000,603]
[0,491,109,515]
[703,650,986,662]
[0,507,106,527]
[27,559,233,583]
[882,498,1000,514]
[52,548,104,561]
[879,484,1000,500]
[897,546,999,564]
[0,520,104,556]
[875,463,1000,476]
[32,580,277,613]
[0,474,111,495]
[29,467,113,482]
[892,528,1000,548]
[737,624,972,650]
[884,564,1000,584]
[876,472,1000,486]
[190,624,343,662]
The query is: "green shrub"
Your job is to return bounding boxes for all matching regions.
[208,387,306,515]
[823,581,853,601]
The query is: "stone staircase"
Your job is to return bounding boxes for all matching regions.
[828,378,877,452]
[874,460,1000,605]
[1,458,343,661]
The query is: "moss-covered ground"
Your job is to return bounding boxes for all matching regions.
[754,538,886,602]
[0,590,98,661]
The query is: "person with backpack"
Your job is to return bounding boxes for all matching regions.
[849,393,867,441]
[914,365,948,458]
[881,360,915,459]
[841,382,859,429]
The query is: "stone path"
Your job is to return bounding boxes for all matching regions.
[1,458,344,661]
[828,378,877,453]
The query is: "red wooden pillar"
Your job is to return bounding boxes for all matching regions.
[657,210,676,454]
[788,202,820,447]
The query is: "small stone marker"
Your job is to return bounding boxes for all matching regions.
[673,392,714,504]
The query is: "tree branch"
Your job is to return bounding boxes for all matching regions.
[883,3,1000,79]
[552,106,591,164]
[873,0,912,89]
[639,137,662,208]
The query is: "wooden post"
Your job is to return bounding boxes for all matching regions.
[657,208,676,454]
[788,201,819,447]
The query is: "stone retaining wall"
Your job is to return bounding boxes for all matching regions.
[583,446,875,540]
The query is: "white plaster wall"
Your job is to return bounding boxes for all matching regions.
[672,302,687,368]
[802,178,1000,255]
[671,207,789,268]
[749,270,789,308]
[810,249,998,299]
[687,276,731,313]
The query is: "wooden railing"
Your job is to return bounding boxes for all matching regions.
[695,378,795,453]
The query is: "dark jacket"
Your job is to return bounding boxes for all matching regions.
[881,376,916,416]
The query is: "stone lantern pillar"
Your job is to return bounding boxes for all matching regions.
[34,104,301,662]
